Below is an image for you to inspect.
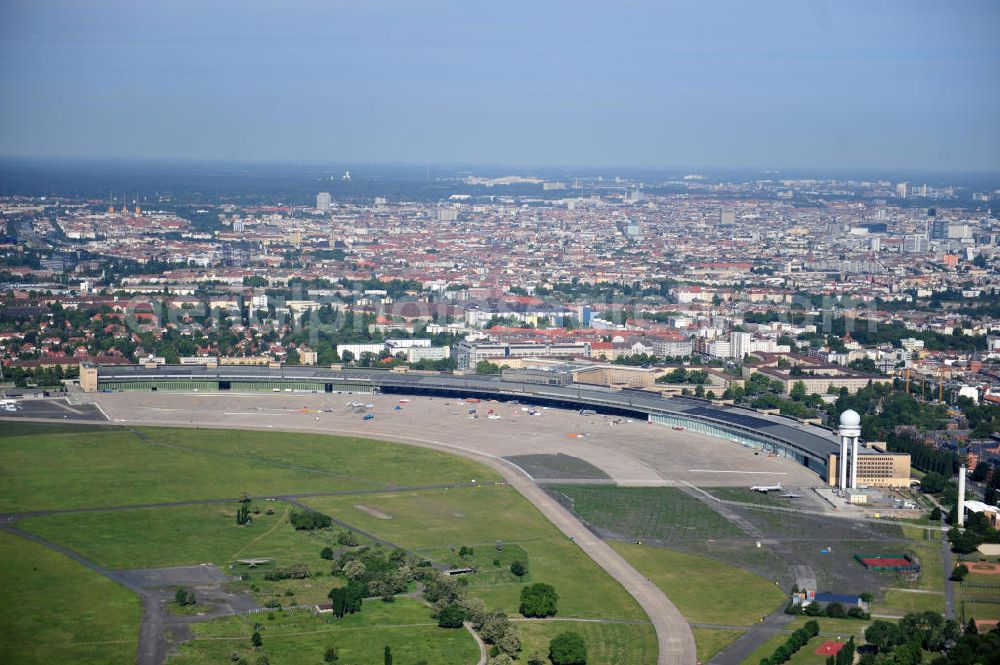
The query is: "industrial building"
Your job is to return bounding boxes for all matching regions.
[827,450,912,488]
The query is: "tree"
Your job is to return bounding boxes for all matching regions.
[290,510,332,530]
[825,601,846,618]
[476,360,501,375]
[510,561,527,577]
[438,604,466,629]
[328,586,363,618]
[251,631,263,648]
[790,381,807,401]
[384,645,392,665]
[324,646,339,663]
[920,472,947,494]
[520,583,559,618]
[342,560,367,581]
[320,546,334,560]
[549,632,587,665]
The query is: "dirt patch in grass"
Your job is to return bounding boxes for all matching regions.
[354,504,393,520]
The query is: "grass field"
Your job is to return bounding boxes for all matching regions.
[0,424,497,512]
[515,619,658,665]
[549,485,742,541]
[744,614,876,664]
[705,487,798,507]
[961,600,1000,622]
[896,526,945,592]
[692,627,745,662]
[0,530,141,665]
[880,589,945,615]
[169,599,479,665]
[302,485,648,622]
[19,501,336,569]
[1,423,660,665]
[609,542,786,625]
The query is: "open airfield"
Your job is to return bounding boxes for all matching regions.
[88,390,825,489]
[0,394,966,665]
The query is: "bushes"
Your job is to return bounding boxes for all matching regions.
[290,510,333,530]
[510,561,527,577]
[337,530,359,547]
[174,588,196,606]
[549,632,587,665]
[519,583,558,618]
[760,620,819,665]
[437,604,466,629]
[263,564,310,581]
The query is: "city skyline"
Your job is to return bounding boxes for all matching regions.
[1,1,998,171]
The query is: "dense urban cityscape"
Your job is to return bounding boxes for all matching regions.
[3,2,1000,665]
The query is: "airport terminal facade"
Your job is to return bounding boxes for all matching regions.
[82,363,842,478]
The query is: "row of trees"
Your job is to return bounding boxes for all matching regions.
[759,619,819,665]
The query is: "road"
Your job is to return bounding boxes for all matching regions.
[3,414,698,665]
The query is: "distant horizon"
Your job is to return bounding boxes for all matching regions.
[1,1,998,172]
[2,154,999,182]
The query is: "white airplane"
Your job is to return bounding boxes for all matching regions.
[750,483,782,493]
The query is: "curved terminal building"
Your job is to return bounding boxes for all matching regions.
[85,364,840,478]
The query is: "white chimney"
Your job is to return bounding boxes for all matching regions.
[958,466,967,527]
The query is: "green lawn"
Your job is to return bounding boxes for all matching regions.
[880,589,945,615]
[896,526,945,592]
[2,423,656,665]
[169,599,480,665]
[786,616,873,639]
[302,485,648,622]
[610,542,786,625]
[549,485,742,541]
[692,627,745,662]
[516,619,657,665]
[961,600,1000,622]
[20,501,332,570]
[0,530,141,665]
[0,425,497,512]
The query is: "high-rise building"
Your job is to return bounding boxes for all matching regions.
[316,192,332,212]
[895,182,908,198]
[931,218,948,241]
[903,234,929,252]
[731,331,751,359]
[437,206,458,222]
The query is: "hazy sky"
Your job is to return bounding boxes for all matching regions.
[1,0,998,170]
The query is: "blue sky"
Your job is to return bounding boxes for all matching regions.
[0,0,997,170]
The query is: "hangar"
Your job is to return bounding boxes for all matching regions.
[85,363,840,476]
